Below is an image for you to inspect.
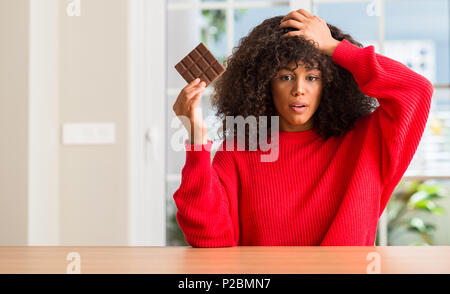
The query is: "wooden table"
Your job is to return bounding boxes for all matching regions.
[0,246,449,274]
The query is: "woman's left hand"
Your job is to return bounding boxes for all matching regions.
[279,9,340,56]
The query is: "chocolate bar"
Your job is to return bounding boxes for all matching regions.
[174,42,226,87]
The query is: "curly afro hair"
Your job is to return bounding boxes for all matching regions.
[210,15,379,149]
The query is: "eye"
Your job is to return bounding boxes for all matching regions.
[279,75,293,81]
[278,75,319,81]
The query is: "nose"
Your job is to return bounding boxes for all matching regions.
[292,81,305,96]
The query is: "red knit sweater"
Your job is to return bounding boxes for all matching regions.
[173,39,434,247]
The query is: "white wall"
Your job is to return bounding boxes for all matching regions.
[0,0,29,245]
[58,0,129,245]
[0,0,132,246]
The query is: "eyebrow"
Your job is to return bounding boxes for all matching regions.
[279,66,320,72]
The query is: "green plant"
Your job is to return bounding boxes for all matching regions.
[167,207,189,246]
[381,179,449,246]
[166,195,189,246]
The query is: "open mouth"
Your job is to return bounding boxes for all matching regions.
[289,105,308,113]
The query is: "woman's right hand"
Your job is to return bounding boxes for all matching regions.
[172,78,208,145]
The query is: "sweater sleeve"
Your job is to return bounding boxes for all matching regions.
[172,139,240,248]
[331,39,434,213]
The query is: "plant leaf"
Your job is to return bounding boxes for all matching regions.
[432,206,445,215]
[425,224,436,231]
[413,199,436,212]
[408,242,430,246]
[409,217,427,233]
[417,183,440,194]
[408,191,429,207]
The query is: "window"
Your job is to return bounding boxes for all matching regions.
[384,0,450,177]
[314,0,450,180]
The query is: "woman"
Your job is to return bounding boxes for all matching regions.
[172,9,434,247]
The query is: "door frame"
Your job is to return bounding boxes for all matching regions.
[128,0,167,246]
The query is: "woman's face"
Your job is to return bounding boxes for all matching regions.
[271,61,323,132]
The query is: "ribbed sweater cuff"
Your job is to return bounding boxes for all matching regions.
[184,139,214,168]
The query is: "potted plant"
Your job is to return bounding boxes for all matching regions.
[377,179,449,246]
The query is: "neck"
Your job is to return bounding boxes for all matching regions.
[279,119,314,132]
